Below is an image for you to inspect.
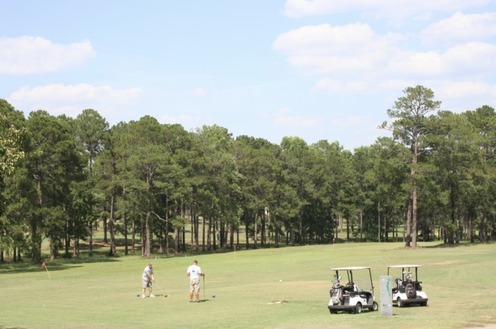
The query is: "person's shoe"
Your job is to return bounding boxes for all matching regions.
[141,294,145,298]
[149,294,155,298]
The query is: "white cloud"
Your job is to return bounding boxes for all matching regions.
[274,23,376,56]
[386,51,445,77]
[273,23,394,76]
[8,83,142,119]
[433,80,496,111]
[283,0,489,18]
[274,21,496,81]
[0,36,96,74]
[443,42,496,75]
[421,12,496,47]
[386,42,496,79]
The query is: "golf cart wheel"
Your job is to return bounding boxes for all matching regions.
[397,297,403,308]
[371,301,379,312]
[354,302,363,314]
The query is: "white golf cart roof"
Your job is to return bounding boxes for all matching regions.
[387,265,422,268]
[331,266,370,271]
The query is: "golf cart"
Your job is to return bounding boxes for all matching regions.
[328,266,379,314]
[387,265,428,307]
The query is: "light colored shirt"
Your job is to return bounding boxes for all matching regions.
[142,265,153,281]
[187,264,202,280]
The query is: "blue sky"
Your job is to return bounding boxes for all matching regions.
[1,0,495,150]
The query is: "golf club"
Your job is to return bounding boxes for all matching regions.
[154,281,168,297]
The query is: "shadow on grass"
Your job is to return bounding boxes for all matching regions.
[0,256,119,274]
[424,241,494,248]
[187,299,210,303]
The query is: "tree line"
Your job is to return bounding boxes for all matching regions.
[0,85,495,263]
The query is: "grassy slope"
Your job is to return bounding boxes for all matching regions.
[1,242,495,329]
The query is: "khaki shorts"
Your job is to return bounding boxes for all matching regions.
[189,278,200,293]
[142,279,152,289]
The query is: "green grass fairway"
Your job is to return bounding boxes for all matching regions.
[1,242,496,329]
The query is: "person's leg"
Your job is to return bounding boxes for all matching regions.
[142,280,147,298]
[195,279,201,302]
[149,282,155,297]
[189,281,194,302]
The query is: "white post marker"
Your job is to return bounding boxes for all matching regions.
[380,275,393,316]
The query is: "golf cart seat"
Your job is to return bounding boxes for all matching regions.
[359,291,373,300]
[395,278,406,293]
[343,283,359,294]
[392,279,400,293]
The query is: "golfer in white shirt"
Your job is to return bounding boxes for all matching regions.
[186,260,205,302]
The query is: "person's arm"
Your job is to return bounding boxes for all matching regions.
[147,269,154,281]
